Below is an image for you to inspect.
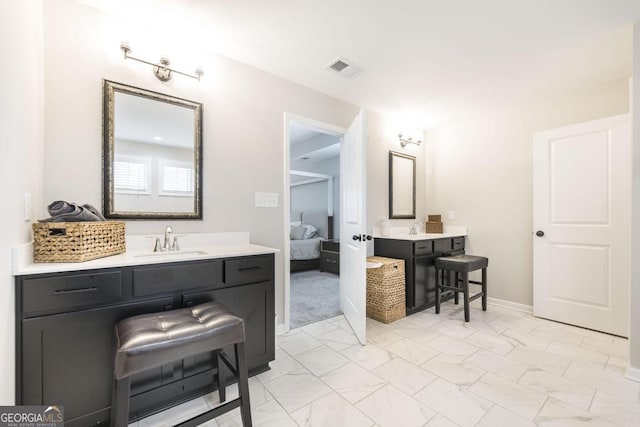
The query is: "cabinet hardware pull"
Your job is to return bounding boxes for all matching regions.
[53,287,98,295]
[238,266,262,272]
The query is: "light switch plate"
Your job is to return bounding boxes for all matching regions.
[255,192,278,208]
[24,192,32,222]
[447,210,456,220]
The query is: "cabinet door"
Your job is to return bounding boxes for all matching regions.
[21,297,174,427]
[414,255,437,309]
[183,281,275,371]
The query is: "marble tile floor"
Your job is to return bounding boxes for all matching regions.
[129,301,640,426]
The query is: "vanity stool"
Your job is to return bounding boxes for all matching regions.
[434,254,488,322]
[110,302,252,427]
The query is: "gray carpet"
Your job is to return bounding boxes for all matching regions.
[290,270,341,329]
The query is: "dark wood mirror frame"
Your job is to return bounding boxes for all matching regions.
[389,151,416,219]
[102,80,203,220]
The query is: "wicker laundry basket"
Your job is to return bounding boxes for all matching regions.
[33,221,126,262]
[366,256,406,323]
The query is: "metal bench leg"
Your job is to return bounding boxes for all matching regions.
[462,271,470,322]
[110,376,130,427]
[215,349,226,403]
[453,271,459,305]
[482,267,488,311]
[435,267,441,314]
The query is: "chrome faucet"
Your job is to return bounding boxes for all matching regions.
[163,226,173,250]
[153,225,179,252]
[409,222,422,235]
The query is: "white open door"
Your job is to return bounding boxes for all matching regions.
[533,114,631,336]
[340,110,367,344]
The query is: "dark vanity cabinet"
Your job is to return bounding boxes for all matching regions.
[374,237,464,314]
[15,254,275,426]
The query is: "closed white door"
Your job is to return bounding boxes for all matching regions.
[533,114,631,336]
[340,110,367,344]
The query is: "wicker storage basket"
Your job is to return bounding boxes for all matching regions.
[425,221,443,233]
[366,256,406,323]
[426,214,443,233]
[33,221,126,262]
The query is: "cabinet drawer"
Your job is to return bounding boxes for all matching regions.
[413,241,433,255]
[321,240,340,253]
[433,238,452,253]
[22,271,122,314]
[321,252,340,274]
[453,237,465,251]
[322,252,339,264]
[224,256,272,285]
[132,261,220,296]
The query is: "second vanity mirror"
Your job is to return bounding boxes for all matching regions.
[103,80,203,219]
[389,151,416,219]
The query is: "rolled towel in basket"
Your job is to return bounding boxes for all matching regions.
[47,200,75,217]
[82,204,106,221]
[39,201,103,222]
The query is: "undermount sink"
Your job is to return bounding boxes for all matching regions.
[133,250,207,258]
[382,233,447,241]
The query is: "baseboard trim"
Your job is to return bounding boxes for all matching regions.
[625,366,640,383]
[276,323,286,336]
[487,297,533,314]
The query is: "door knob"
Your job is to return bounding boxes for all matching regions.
[353,234,372,241]
[536,230,545,237]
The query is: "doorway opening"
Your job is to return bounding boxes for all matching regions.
[288,120,342,329]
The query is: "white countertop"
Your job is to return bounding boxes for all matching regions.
[372,225,468,241]
[13,232,279,276]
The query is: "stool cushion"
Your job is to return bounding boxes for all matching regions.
[114,302,245,380]
[435,254,489,273]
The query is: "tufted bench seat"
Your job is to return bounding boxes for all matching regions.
[110,302,252,426]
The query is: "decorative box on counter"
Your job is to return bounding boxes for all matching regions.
[32,221,126,262]
[425,214,443,233]
[366,256,406,323]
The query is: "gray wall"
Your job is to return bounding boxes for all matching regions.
[41,0,371,333]
[0,0,44,404]
[630,22,640,376]
[291,182,328,214]
[291,145,341,237]
[425,78,629,307]
[366,112,427,257]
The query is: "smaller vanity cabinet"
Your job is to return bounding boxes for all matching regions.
[15,254,275,427]
[374,236,465,314]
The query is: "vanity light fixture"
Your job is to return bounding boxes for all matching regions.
[120,43,203,82]
[398,133,422,148]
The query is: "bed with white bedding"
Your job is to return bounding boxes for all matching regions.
[290,211,333,272]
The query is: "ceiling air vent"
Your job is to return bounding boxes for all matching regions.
[326,57,361,78]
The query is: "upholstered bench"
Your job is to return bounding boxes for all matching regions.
[110,302,252,426]
[435,254,488,322]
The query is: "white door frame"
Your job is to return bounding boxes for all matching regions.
[283,112,347,333]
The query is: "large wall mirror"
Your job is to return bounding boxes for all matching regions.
[389,151,416,219]
[103,80,203,219]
